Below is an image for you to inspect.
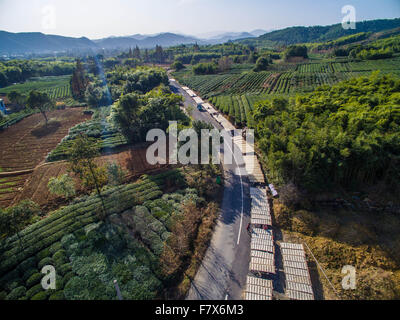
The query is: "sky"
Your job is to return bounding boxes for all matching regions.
[0,0,399,39]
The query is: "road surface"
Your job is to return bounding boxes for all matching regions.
[169,79,252,300]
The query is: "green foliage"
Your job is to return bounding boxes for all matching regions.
[38,257,53,269]
[6,286,26,300]
[254,72,400,191]
[106,162,126,186]
[31,291,48,300]
[48,174,76,199]
[244,18,400,45]
[70,59,88,101]
[112,91,187,142]
[26,90,55,124]
[193,62,218,75]
[26,273,42,288]
[49,291,65,300]
[253,57,269,72]
[284,45,308,60]
[0,58,74,88]
[172,61,185,71]
[0,200,41,239]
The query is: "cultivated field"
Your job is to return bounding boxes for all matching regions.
[0,108,91,208]
[0,76,72,100]
[13,146,168,208]
[174,56,400,126]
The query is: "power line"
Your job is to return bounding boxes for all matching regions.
[302,241,341,300]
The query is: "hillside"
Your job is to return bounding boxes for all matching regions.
[0,31,97,55]
[239,18,400,46]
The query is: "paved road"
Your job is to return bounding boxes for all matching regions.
[169,79,252,300]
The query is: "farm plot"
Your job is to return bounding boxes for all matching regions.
[0,108,90,208]
[0,108,91,173]
[14,146,169,208]
[47,106,128,162]
[0,169,196,300]
[0,75,72,100]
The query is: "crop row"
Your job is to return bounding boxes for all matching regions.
[0,169,182,277]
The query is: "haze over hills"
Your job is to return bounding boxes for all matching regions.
[1,18,399,55]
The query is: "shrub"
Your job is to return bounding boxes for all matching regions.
[38,257,53,269]
[0,291,7,300]
[49,242,63,255]
[53,249,68,267]
[17,257,37,275]
[26,284,44,299]
[22,268,38,282]
[36,248,50,261]
[31,291,48,300]
[6,286,26,300]
[26,272,43,288]
[63,271,75,284]
[193,63,218,75]
[58,263,72,276]
[253,57,269,72]
[49,291,65,300]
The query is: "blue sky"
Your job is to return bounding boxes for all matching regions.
[0,0,399,39]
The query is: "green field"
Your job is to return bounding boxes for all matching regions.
[0,169,200,300]
[0,75,72,100]
[174,56,400,126]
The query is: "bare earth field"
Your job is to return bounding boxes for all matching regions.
[0,108,90,208]
[11,146,168,208]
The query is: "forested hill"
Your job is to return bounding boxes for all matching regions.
[241,18,400,45]
[0,31,97,55]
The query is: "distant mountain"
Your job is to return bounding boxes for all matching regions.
[241,18,400,45]
[202,32,255,44]
[95,32,199,49]
[250,29,270,37]
[0,31,97,55]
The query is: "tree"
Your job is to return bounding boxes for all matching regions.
[106,162,127,186]
[68,134,108,220]
[172,61,184,71]
[253,56,269,72]
[155,45,164,64]
[26,90,55,125]
[218,56,233,72]
[0,200,41,247]
[284,45,308,61]
[7,90,26,106]
[133,45,141,59]
[112,93,142,142]
[70,59,88,100]
[48,174,76,199]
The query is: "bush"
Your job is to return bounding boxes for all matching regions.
[53,249,68,267]
[63,271,75,284]
[6,286,26,300]
[0,291,7,300]
[172,61,184,71]
[26,272,43,288]
[17,257,37,275]
[58,263,72,276]
[38,257,53,270]
[36,248,50,261]
[31,291,48,300]
[26,284,44,299]
[49,291,65,300]
[284,45,308,60]
[193,63,218,75]
[253,57,269,72]
[22,268,38,282]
